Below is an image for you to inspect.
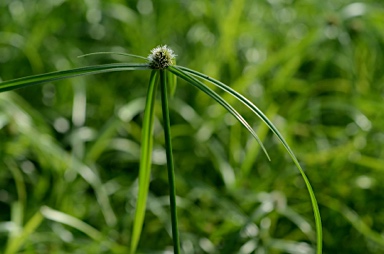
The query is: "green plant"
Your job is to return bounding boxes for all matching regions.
[0,45,322,254]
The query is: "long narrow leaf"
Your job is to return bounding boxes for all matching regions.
[0,63,149,93]
[78,52,148,61]
[130,70,158,254]
[168,66,270,161]
[0,93,117,227]
[175,65,322,254]
[40,206,129,253]
[5,210,44,254]
[41,206,103,241]
[319,195,384,247]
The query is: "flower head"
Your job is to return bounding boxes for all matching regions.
[148,45,176,69]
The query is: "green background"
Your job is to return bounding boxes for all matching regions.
[1,0,384,253]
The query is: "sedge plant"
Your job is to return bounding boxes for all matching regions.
[0,45,322,254]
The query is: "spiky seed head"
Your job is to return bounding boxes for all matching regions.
[148,45,176,69]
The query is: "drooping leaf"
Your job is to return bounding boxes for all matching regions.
[0,63,149,93]
[174,65,322,254]
[78,52,148,61]
[168,66,270,161]
[4,210,44,254]
[40,206,103,241]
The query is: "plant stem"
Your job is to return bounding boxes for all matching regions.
[159,70,181,253]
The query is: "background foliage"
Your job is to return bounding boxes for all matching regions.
[1,0,384,253]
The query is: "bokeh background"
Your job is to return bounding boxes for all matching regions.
[1,0,384,253]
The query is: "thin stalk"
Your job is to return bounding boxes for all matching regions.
[160,70,181,254]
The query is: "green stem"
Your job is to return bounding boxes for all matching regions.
[160,70,181,253]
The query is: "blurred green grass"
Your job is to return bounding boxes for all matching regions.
[1,0,384,253]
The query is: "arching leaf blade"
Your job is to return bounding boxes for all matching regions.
[168,66,270,161]
[4,210,44,254]
[0,63,149,93]
[78,52,148,61]
[41,206,103,241]
[176,65,322,254]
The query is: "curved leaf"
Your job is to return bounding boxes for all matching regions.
[0,63,149,93]
[78,52,148,61]
[175,65,322,253]
[168,66,270,161]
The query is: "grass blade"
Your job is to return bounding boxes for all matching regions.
[168,66,270,161]
[175,65,322,253]
[130,70,158,254]
[40,206,103,241]
[0,93,117,227]
[4,210,44,254]
[78,52,148,61]
[0,63,149,93]
[41,206,128,253]
[6,159,27,209]
[319,195,384,247]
